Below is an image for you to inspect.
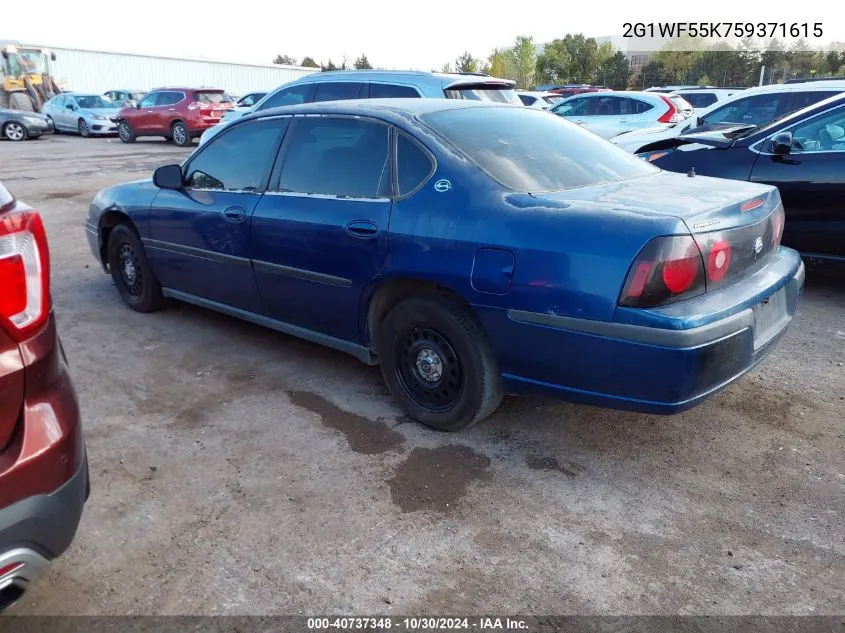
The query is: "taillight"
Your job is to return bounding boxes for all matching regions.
[0,206,50,341]
[657,95,683,124]
[619,235,705,308]
[771,205,785,248]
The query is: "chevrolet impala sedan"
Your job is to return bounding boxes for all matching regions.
[85,100,804,431]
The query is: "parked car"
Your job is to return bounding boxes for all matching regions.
[613,80,845,153]
[201,70,519,145]
[114,87,234,147]
[0,105,51,141]
[103,89,146,108]
[0,181,88,612]
[517,91,564,109]
[545,84,611,98]
[236,92,267,109]
[639,92,845,263]
[550,91,693,139]
[42,93,120,137]
[670,87,743,114]
[86,99,803,431]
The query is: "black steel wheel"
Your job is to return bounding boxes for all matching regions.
[376,295,503,431]
[106,224,165,312]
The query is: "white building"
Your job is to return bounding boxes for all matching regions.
[28,44,319,96]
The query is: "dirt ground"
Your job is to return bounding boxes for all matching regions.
[2,134,843,615]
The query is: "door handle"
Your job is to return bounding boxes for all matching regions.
[223,207,247,223]
[345,220,379,238]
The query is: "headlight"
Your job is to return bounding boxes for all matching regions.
[90,114,106,120]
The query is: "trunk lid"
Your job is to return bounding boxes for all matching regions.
[531,171,785,290]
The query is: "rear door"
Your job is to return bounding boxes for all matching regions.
[311,82,367,102]
[250,115,393,342]
[368,83,423,98]
[750,103,845,258]
[153,91,184,133]
[147,116,290,312]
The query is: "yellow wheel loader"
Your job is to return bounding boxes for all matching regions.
[1,41,62,112]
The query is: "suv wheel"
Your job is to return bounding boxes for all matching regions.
[171,121,191,147]
[117,120,136,143]
[376,295,503,431]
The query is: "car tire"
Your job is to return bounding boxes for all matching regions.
[46,116,58,133]
[106,224,165,313]
[2,121,27,141]
[117,120,136,143]
[376,295,503,431]
[8,92,34,112]
[78,118,91,138]
[171,121,191,147]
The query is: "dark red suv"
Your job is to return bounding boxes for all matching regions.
[114,86,234,146]
[0,182,88,612]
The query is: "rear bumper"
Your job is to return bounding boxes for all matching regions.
[483,248,805,414]
[0,449,88,564]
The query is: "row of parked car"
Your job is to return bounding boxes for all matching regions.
[1,67,842,612]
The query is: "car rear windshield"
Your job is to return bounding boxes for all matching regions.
[443,84,522,105]
[678,92,718,108]
[194,91,233,105]
[422,107,658,192]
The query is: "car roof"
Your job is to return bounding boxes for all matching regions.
[243,97,515,124]
[280,69,514,89]
[672,87,741,93]
[151,86,223,91]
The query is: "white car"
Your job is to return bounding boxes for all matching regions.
[669,87,743,115]
[548,91,693,139]
[612,80,845,153]
[517,91,564,109]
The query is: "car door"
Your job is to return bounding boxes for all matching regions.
[254,84,316,113]
[133,92,160,132]
[783,90,842,115]
[146,116,290,312]
[58,95,78,129]
[551,96,596,128]
[47,95,65,128]
[250,115,393,342]
[581,96,632,138]
[750,103,845,259]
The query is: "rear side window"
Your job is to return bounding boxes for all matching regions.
[259,84,315,111]
[396,132,434,196]
[370,84,421,98]
[423,107,657,192]
[788,90,840,112]
[194,91,232,105]
[185,118,289,191]
[313,82,365,102]
[279,117,391,198]
[156,92,183,106]
[701,93,785,126]
[678,92,718,108]
[444,84,521,105]
[518,94,534,105]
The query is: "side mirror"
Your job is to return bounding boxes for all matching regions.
[51,52,57,61]
[153,164,184,190]
[770,131,793,156]
[66,104,74,110]
[696,116,703,127]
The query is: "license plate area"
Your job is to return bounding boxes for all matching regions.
[752,288,788,350]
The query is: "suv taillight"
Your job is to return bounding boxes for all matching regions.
[657,95,683,124]
[619,235,706,308]
[0,206,50,341]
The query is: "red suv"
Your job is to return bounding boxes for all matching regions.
[114,87,234,146]
[0,182,88,612]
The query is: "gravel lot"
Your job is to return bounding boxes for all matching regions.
[2,134,844,615]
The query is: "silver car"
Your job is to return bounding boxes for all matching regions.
[549,91,693,139]
[42,93,121,137]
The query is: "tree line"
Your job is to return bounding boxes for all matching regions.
[272,35,845,90]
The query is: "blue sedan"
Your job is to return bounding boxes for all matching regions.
[85,99,804,431]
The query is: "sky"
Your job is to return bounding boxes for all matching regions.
[11,0,845,70]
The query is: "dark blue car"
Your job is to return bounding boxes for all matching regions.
[85,99,804,431]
